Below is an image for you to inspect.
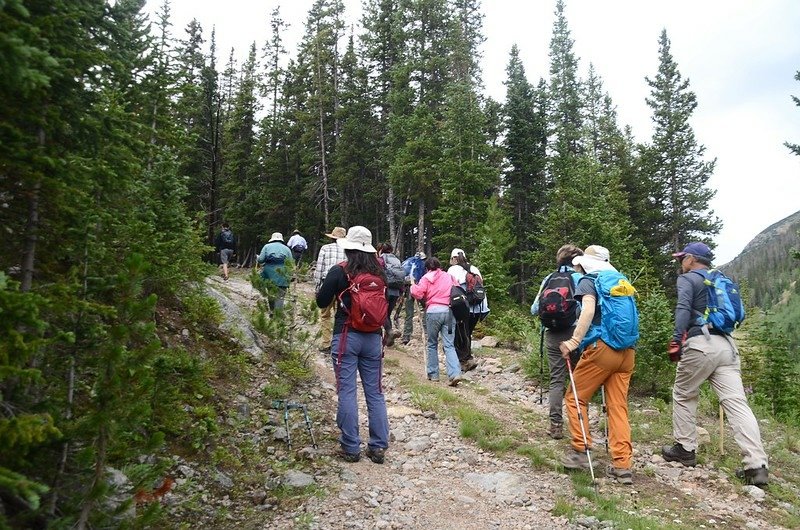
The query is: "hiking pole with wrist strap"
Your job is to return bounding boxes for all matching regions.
[719,404,725,455]
[539,326,545,405]
[566,357,596,487]
[601,385,609,454]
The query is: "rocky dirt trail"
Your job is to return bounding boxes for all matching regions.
[164,271,795,530]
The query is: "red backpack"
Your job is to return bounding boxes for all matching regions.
[337,263,388,332]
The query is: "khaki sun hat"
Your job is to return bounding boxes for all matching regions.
[325,226,347,239]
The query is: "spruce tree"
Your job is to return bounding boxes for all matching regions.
[502,45,548,294]
[548,0,584,167]
[641,29,720,277]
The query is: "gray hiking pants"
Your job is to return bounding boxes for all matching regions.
[672,334,768,470]
[545,326,575,425]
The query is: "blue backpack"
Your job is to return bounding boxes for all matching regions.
[580,270,639,350]
[692,269,745,334]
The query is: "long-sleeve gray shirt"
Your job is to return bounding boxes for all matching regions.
[674,270,710,342]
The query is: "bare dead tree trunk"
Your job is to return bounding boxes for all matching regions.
[417,200,425,254]
[21,127,45,293]
[48,232,89,514]
[315,25,330,229]
[388,186,398,249]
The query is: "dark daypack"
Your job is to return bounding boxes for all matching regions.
[464,268,486,306]
[692,269,746,334]
[338,264,388,333]
[449,285,470,323]
[382,253,406,289]
[221,230,234,246]
[538,270,578,331]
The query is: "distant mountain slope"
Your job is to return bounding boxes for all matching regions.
[722,209,800,309]
[722,210,800,353]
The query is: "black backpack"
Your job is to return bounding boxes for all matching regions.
[537,270,578,331]
[221,230,234,245]
[464,267,486,306]
[449,285,470,323]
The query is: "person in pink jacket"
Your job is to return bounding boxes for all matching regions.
[410,257,463,386]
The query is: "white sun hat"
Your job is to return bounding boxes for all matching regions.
[336,226,377,253]
[572,245,617,274]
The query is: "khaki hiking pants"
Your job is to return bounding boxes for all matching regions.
[319,299,336,349]
[673,334,768,470]
[565,340,635,469]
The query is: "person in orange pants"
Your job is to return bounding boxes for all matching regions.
[558,245,636,485]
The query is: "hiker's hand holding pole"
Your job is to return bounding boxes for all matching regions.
[559,338,579,358]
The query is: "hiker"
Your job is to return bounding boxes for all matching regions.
[447,248,489,372]
[410,257,463,386]
[214,222,237,281]
[256,232,294,312]
[377,242,405,346]
[287,229,308,264]
[559,245,637,485]
[662,242,769,487]
[531,244,584,440]
[400,252,427,345]
[315,226,389,464]
[314,226,347,354]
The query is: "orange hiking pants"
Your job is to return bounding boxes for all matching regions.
[564,339,635,469]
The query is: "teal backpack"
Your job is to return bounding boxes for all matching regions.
[580,270,639,350]
[691,269,745,334]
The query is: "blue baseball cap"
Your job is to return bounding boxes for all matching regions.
[672,242,713,260]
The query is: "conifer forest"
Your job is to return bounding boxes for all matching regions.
[1,0,799,527]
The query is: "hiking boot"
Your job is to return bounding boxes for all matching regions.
[736,466,769,487]
[336,449,360,463]
[606,465,633,485]
[319,345,331,355]
[562,447,591,470]
[401,338,411,345]
[461,358,479,372]
[448,375,462,387]
[547,422,564,440]
[428,375,440,382]
[366,447,385,464]
[661,443,696,467]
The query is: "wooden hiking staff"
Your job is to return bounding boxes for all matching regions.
[719,404,725,455]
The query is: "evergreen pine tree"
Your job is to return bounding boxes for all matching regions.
[641,29,720,278]
[502,45,548,294]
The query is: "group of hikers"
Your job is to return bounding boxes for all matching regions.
[215,223,769,488]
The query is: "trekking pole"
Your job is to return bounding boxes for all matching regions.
[719,404,725,456]
[566,357,596,487]
[300,404,318,449]
[601,385,609,454]
[539,326,545,405]
[283,401,292,450]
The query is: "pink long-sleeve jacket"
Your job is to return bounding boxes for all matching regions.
[410,269,457,310]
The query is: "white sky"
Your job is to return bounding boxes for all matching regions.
[148,0,800,265]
